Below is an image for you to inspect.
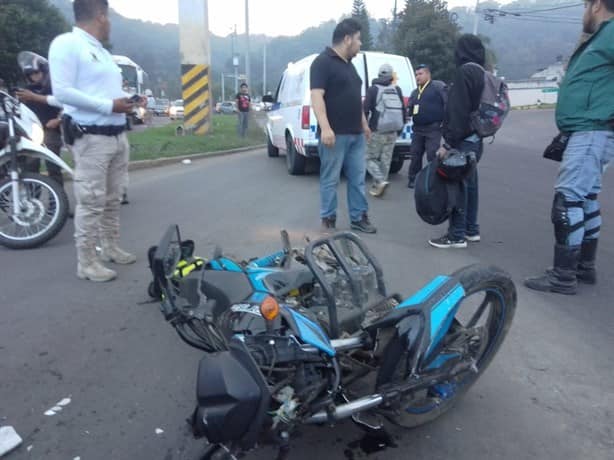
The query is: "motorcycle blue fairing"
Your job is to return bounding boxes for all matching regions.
[396,275,466,364]
[281,306,336,357]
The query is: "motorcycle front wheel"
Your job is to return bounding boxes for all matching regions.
[0,173,69,249]
[379,264,517,428]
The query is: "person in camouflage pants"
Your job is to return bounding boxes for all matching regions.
[363,64,406,197]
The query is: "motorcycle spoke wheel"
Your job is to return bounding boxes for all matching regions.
[0,173,68,249]
[380,264,516,429]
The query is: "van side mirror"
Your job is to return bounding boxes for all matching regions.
[262,95,274,103]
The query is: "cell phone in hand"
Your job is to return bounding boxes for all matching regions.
[128,94,141,103]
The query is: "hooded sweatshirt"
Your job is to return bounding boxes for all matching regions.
[443,34,486,148]
[364,76,406,132]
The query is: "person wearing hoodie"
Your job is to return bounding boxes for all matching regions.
[407,64,447,189]
[363,63,406,197]
[525,0,614,295]
[428,34,486,249]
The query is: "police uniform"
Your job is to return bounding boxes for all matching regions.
[49,26,136,282]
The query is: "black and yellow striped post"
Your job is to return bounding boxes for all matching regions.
[181,64,210,134]
[178,0,211,135]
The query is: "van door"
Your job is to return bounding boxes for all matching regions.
[267,74,287,149]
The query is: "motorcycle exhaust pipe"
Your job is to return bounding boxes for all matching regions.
[305,394,383,424]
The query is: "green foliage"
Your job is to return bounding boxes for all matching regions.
[0,0,69,86]
[351,0,373,51]
[394,0,460,82]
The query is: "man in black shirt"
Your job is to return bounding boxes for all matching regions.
[236,82,251,138]
[310,18,376,233]
[407,64,447,188]
[15,56,64,187]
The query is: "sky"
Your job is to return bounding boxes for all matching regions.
[108,0,484,37]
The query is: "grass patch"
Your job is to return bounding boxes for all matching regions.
[512,103,557,110]
[127,113,265,161]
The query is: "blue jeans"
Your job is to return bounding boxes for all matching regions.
[448,138,483,240]
[319,134,368,222]
[555,130,614,246]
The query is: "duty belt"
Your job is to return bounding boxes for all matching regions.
[80,124,125,136]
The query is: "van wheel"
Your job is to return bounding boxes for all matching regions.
[389,157,404,174]
[267,135,279,158]
[286,135,305,175]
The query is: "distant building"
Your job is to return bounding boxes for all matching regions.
[505,58,565,107]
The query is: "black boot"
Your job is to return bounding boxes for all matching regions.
[577,239,597,284]
[525,244,580,295]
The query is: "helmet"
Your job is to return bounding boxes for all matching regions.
[144,89,153,97]
[17,51,49,80]
[436,149,477,182]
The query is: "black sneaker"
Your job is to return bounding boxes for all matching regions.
[428,235,467,249]
[321,216,336,233]
[408,176,416,189]
[121,193,130,205]
[351,213,377,234]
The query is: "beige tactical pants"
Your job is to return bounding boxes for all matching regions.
[366,132,397,183]
[70,133,130,251]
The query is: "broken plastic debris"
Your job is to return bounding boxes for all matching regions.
[155,428,164,435]
[181,159,192,165]
[27,445,33,452]
[57,398,71,406]
[0,426,23,457]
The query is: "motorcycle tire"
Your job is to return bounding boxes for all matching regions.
[378,264,516,428]
[0,172,69,249]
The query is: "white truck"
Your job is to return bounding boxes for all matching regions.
[263,51,417,175]
[113,55,150,125]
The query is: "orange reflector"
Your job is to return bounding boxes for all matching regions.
[260,296,280,321]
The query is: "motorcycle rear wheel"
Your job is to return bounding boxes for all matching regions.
[0,173,69,249]
[380,264,516,428]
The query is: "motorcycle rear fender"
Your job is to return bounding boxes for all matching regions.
[0,138,73,176]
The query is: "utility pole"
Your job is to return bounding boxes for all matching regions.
[245,0,250,85]
[222,72,226,102]
[233,25,239,94]
[262,41,266,96]
[178,0,211,135]
[473,0,480,35]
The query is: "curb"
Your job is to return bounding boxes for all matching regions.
[62,144,265,181]
[126,144,266,172]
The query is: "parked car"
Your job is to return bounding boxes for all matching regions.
[169,99,184,120]
[219,101,236,114]
[153,98,169,116]
[264,51,416,175]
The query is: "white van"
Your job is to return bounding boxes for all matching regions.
[264,51,416,175]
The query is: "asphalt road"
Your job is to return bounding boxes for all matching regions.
[1,110,613,460]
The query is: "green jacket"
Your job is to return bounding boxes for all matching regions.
[556,19,614,132]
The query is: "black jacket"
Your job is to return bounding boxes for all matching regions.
[364,76,406,132]
[408,80,447,127]
[443,34,486,148]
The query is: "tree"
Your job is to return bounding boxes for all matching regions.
[0,0,69,86]
[394,0,460,83]
[351,0,373,51]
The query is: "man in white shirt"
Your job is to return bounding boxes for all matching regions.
[49,0,138,282]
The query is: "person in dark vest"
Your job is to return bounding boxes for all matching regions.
[407,64,447,189]
[15,55,64,187]
[525,0,613,295]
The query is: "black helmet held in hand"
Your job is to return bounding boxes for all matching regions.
[436,148,477,182]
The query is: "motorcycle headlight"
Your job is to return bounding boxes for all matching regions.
[31,123,44,145]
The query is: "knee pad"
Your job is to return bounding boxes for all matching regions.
[584,194,601,239]
[551,192,584,245]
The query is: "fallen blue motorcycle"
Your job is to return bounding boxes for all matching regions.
[149,225,516,459]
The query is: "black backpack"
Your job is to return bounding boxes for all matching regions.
[414,158,466,225]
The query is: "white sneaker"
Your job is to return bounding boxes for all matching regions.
[466,234,481,242]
